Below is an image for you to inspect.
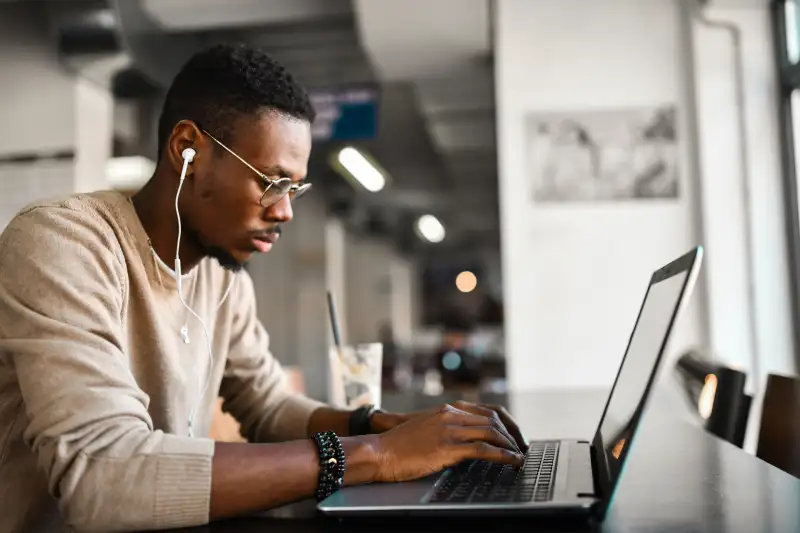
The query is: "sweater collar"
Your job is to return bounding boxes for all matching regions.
[116,192,196,291]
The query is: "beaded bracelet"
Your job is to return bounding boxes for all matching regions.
[311,431,346,502]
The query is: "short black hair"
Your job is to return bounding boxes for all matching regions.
[157,43,316,158]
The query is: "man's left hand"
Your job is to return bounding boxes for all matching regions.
[369,400,528,452]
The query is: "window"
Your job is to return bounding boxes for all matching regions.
[774,1,800,369]
[786,0,800,63]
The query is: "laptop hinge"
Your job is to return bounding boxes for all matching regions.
[584,440,602,499]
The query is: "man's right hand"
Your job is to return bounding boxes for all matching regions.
[371,404,525,483]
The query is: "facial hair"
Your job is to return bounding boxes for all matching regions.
[204,245,245,272]
[200,225,282,272]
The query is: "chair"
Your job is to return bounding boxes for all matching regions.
[756,373,800,478]
[674,350,751,448]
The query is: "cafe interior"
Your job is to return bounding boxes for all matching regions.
[0,0,799,531]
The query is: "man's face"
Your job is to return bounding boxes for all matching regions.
[182,112,312,271]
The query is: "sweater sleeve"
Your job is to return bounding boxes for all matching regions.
[0,206,214,533]
[219,271,325,443]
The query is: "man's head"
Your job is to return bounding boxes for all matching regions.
[155,43,315,271]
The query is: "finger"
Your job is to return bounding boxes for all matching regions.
[456,441,525,468]
[485,404,528,452]
[449,425,518,453]
[451,402,521,453]
[438,408,495,428]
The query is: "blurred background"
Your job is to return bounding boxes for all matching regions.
[1,0,799,452]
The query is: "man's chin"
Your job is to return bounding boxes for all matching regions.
[204,245,246,272]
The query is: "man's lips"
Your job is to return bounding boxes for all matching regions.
[251,232,279,253]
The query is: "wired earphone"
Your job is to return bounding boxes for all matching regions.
[174,146,236,437]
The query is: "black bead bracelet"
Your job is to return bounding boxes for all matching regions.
[311,431,346,502]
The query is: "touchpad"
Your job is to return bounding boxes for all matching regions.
[320,475,439,509]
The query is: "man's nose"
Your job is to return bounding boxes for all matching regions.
[264,193,293,223]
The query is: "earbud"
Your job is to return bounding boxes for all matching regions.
[182,147,196,163]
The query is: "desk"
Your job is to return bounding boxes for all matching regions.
[159,390,800,533]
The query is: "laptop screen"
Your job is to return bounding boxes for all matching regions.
[596,269,690,488]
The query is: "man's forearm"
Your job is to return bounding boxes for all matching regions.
[210,437,379,521]
[306,407,408,437]
[306,406,352,436]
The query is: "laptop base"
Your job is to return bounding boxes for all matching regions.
[317,440,598,518]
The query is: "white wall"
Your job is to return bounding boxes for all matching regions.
[74,78,113,193]
[0,5,76,156]
[495,0,795,394]
[496,0,704,391]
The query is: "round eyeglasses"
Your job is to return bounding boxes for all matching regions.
[201,128,312,207]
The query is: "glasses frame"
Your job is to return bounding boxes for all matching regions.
[200,128,311,207]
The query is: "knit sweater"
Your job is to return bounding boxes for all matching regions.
[0,191,325,533]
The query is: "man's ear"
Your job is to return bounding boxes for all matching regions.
[167,120,202,177]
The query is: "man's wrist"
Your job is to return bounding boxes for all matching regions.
[349,404,379,436]
[369,410,407,434]
[340,434,382,485]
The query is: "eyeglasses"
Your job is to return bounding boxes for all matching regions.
[201,128,311,208]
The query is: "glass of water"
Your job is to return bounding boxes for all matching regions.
[329,343,383,409]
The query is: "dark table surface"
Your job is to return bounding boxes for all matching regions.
[159,387,800,533]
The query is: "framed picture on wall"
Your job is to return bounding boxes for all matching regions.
[526,105,679,203]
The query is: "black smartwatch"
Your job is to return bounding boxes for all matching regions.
[348,404,380,436]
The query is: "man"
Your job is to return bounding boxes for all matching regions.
[0,44,525,533]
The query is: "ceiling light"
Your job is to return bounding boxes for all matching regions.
[337,147,385,192]
[105,156,155,189]
[416,214,445,243]
[456,271,478,293]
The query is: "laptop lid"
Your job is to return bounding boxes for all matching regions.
[589,246,703,518]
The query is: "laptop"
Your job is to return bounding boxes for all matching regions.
[318,246,703,521]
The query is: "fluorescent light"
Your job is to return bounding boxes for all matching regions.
[105,156,155,189]
[416,214,445,243]
[337,147,385,192]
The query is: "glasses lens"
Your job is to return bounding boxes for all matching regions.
[260,178,293,207]
[291,183,312,202]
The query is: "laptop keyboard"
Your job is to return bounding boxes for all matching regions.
[426,441,560,504]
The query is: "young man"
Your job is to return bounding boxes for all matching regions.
[0,44,525,533]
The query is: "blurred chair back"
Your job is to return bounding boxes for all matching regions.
[756,373,800,478]
[704,367,751,448]
[675,351,751,447]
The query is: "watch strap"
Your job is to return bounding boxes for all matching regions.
[348,404,379,436]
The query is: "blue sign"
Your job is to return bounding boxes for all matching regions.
[310,86,379,141]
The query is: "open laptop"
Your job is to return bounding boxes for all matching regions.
[318,246,703,521]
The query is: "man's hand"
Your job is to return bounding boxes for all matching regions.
[371,400,527,452]
[371,404,525,483]
[446,400,528,452]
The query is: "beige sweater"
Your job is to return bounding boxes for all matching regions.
[0,191,325,533]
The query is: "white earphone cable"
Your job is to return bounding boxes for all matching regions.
[173,149,236,437]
